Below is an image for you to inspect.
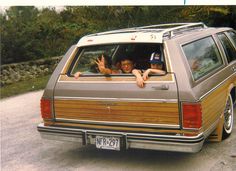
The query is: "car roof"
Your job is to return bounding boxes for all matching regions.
[76,23,232,47]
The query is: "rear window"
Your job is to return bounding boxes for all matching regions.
[69,43,165,76]
[71,45,117,75]
[182,36,223,80]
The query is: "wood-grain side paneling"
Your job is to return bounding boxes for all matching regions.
[54,99,179,125]
[201,78,234,131]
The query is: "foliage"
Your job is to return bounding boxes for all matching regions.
[0,74,51,99]
[1,6,41,64]
[1,6,236,64]
[180,6,236,27]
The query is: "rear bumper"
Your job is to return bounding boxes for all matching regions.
[37,123,205,153]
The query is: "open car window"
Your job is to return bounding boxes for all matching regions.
[69,43,165,76]
[70,45,117,75]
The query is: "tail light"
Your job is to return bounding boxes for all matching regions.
[182,103,202,129]
[40,98,52,119]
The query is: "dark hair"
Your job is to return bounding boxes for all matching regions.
[117,56,134,64]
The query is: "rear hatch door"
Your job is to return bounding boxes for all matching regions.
[53,73,180,129]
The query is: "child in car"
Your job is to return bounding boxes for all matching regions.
[142,52,166,81]
[96,55,144,88]
[75,55,144,88]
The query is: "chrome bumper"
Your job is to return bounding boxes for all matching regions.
[37,123,205,153]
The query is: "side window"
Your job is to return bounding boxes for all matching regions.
[217,32,236,63]
[182,36,223,80]
[227,31,236,48]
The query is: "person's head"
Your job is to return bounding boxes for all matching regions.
[118,57,134,73]
[149,52,163,70]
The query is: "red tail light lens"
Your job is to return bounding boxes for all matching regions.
[182,103,202,129]
[40,98,52,119]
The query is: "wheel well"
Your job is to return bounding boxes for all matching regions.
[230,87,236,104]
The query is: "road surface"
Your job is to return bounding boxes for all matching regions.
[1,90,236,171]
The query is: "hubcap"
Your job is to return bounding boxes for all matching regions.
[224,95,233,134]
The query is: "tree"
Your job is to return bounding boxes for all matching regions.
[180,6,236,28]
[1,6,235,65]
[1,6,41,64]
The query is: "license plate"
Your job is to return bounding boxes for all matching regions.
[95,136,120,151]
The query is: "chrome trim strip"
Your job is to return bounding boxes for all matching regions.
[38,123,203,140]
[58,75,175,83]
[199,72,235,101]
[61,47,78,73]
[164,42,174,72]
[38,123,205,153]
[128,139,204,153]
[59,80,175,84]
[55,118,180,129]
[54,96,178,103]
[70,48,84,75]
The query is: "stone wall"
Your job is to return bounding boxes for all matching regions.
[0,56,63,87]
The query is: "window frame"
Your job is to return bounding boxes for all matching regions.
[181,35,225,82]
[67,43,167,77]
[216,31,236,64]
[225,30,236,49]
[68,44,119,77]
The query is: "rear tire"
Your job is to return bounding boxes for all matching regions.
[222,94,234,139]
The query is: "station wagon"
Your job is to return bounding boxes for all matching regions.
[38,23,236,153]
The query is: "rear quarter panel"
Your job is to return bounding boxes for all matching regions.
[165,29,236,136]
[42,45,77,99]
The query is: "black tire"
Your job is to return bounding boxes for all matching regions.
[222,94,234,139]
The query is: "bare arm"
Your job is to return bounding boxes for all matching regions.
[143,69,166,81]
[95,55,120,74]
[132,69,144,88]
[74,71,82,79]
[95,55,111,74]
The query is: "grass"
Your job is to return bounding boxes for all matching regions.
[0,75,51,99]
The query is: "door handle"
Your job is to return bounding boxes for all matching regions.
[232,66,236,72]
[152,84,169,90]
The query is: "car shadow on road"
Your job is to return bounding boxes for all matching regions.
[38,133,236,171]
[44,143,197,170]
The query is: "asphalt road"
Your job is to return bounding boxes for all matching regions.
[1,90,236,171]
